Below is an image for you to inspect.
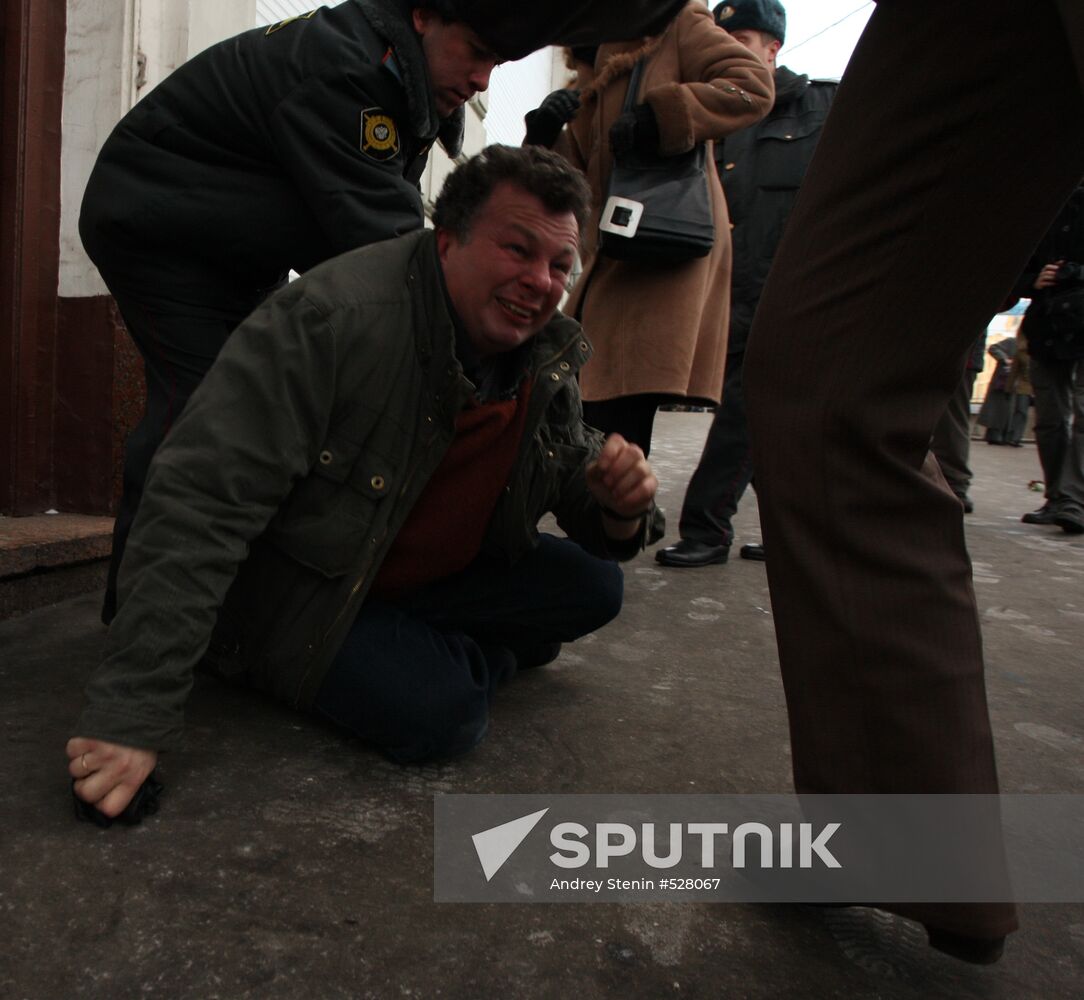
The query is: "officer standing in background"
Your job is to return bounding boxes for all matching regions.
[656,0,836,568]
[81,0,510,624]
[1016,184,1084,535]
[931,332,987,513]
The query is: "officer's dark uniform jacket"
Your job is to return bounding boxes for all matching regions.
[76,229,664,751]
[470,0,686,60]
[1016,185,1084,363]
[716,66,836,354]
[79,0,461,290]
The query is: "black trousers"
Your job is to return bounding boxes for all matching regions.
[1031,353,1084,513]
[86,246,283,623]
[744,0,1084,938]
[581,393,671,457]
[313,535,624,763]
[930,366,979,498]
[677,350,754,546]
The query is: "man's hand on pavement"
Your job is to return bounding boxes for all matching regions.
[67,737,158,819]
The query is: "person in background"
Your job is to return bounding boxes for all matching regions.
[524,0,774,457]
[977,335,1032,448]
[931,332,987,512]
[655,0,837,567]
[1015,185,1084,534]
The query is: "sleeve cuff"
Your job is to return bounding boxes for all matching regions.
[75,705,184,752]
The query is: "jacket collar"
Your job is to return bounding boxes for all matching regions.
[772,65,810,109]
[352,0,465,155]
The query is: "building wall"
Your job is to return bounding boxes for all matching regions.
[45,1,263,515]
[59,0,256,298]
[58,1,131,299]
[1,0,68,515]
[485,46,568,147]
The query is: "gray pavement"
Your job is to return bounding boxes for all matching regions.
[2,411,1082,1000]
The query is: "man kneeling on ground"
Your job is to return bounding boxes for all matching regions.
[67,145,663,819]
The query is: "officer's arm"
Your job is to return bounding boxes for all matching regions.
[270,72,427,267]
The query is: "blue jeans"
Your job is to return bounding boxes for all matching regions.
[313,534,623,762]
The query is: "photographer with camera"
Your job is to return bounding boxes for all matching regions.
[1017,185,1084,535]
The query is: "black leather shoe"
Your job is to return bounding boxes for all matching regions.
[1021,503,1057,525]
[654,539,729,567]
[1054,508,1084,534]
[513,641,562,669]
[739,543,766,561]
[925,927,1006,965]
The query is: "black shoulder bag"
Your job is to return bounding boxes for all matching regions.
[598,58,715,264]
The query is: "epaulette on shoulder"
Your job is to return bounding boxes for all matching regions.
[809,77,840,86]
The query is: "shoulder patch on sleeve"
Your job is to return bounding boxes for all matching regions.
[265,10,317,36]
[360,108,401,161]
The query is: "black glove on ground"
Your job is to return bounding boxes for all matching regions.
[524,88,581,147]
[609,103,661,159]
[72,770,164,828]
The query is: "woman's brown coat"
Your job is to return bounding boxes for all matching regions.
[557,2,774,404]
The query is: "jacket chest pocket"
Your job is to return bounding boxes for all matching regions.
[267,433,398,577]
[754,115,825,190]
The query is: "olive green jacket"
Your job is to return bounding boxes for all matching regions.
[78,229,663,750]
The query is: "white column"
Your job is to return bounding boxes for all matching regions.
[59,0,137,296]
[188,0,257,59]
[58,0,258,297]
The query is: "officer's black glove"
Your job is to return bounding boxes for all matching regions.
[1055,261,1084,285]
[524,89,581,148]
[609,102,661,159]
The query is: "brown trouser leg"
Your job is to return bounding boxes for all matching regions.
[744,0,1084,938]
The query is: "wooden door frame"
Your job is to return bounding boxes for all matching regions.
[1,0,66,515]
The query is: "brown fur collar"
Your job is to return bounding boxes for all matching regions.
[581,35,664,100]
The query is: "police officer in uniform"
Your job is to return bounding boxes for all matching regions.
[1016,185,1084,535]
[80,0,505,623]
[656,0,836,567]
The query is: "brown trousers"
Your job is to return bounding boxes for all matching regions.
[744,0,1084,938]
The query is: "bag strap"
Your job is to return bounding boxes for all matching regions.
[621,58,647,114]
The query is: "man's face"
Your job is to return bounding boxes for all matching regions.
[437,182,580,357]
[728,29,781,70]
[412,10,500,118]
